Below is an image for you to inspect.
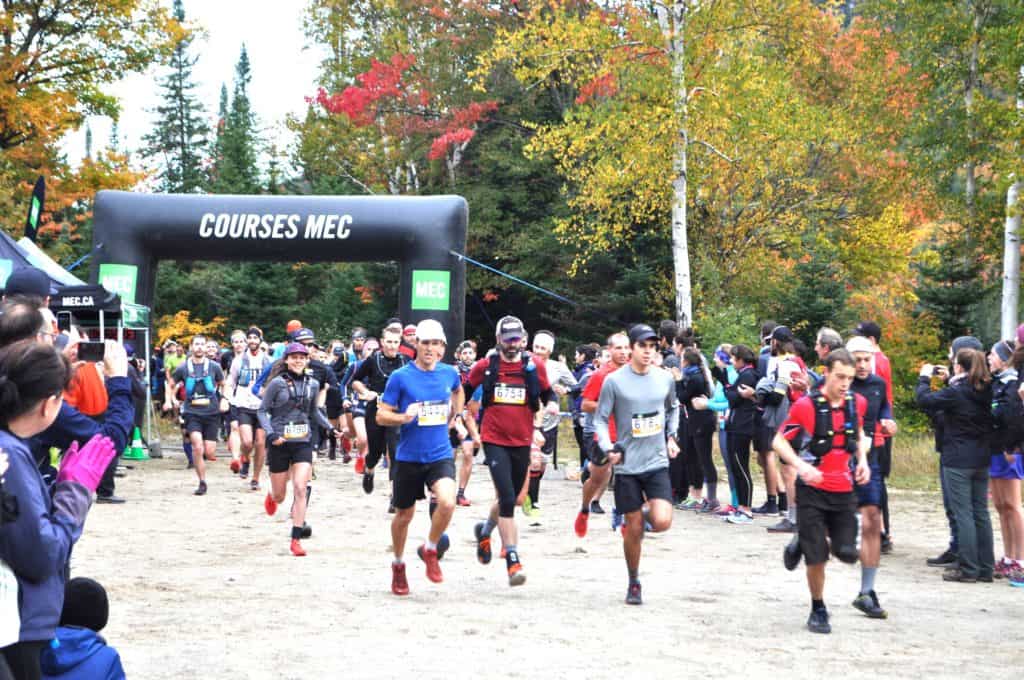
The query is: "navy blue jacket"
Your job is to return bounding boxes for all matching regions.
[31,377,134,465]
[41,626,126,680]
[0,431,91,643]
[916,376,993,469]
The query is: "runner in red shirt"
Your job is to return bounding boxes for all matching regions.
[465,316,553,587]
[574,332,630,537]
[773,349,871,635]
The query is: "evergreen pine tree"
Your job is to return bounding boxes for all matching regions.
[141,0,209,193]
[914,225,988,343]
[210,45,261,193]
[84,124,93,160]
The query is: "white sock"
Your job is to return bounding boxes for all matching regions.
[425,540,437,551]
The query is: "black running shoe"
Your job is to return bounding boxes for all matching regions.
[362,470,374,494]
[852,590,887,619]
[474,521,492,565]
[194,480,207,496]
[300,523,312,539]
[625,582,642,605]
[880,536,893,554]
[752,500,779,515]
[589,500,605,515]
[807,608,831,634]
[783,536,803,571]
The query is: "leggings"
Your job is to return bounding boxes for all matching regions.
[484,443,530,517]
[573,422,587,468]
[364,402,398,477]
[683,434,704,492]
[689,426,717,501]
[727,432,753,508]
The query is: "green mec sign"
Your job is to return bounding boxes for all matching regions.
[98,263,138,304]
[411,269,450,311]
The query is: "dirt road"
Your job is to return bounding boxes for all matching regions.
[71,454,1022,679]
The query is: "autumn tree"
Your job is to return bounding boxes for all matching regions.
[0,1,179,240]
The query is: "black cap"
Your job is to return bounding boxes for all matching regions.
[293,328,315,343]
[628,324,657,344]
[770,326,794,343]
[246,326,262,339]
[60,577,109,632]
[496,316,526,343]
[351,328,367,340]
[854,321,882,342]
[4,267,50,298]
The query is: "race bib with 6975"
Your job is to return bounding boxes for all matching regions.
[631,412,662,438]
[283,422,309,440]
[417,400,450,427]
[493,383,526,405]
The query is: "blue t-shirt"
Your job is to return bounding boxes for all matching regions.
[381,361,461,463]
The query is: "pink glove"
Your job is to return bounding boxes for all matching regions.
[57,434,117,493]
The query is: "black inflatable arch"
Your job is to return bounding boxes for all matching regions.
[89,191,467,345]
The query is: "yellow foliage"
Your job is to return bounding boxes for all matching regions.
[156,310,228,347]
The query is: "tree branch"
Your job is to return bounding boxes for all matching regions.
[689,138,738,163]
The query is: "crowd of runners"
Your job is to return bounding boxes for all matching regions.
[149,313,1024,631]
[5,255,1024,680]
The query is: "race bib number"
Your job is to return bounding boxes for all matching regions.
[631,412,662,438]
[417,400,450,427]
[283,422,309,440]
[190,396,210,407]
[494,383,526,405]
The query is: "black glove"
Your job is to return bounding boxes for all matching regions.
[590,443,624,467]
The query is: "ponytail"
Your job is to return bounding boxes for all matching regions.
[955,348,991,391]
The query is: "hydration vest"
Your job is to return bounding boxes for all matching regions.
[236,352,267,388]
[185,359,216,400]
[805,390,858,462]
[366,351,409,393]
[480,352,541,413]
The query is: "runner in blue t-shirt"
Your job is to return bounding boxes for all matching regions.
[377,319,464,596]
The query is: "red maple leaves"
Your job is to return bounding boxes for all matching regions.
[313,53,497,162]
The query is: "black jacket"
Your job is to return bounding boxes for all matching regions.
[678,366,716,434]
[916,376,993,469]
[725,366,758,436]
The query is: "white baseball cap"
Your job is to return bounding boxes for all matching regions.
[415,319,447,344]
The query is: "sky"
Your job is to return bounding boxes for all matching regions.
[64,0,327,169]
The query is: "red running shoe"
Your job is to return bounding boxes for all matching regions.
[418,545,443,583]
[290,539,306,557]
[392,562,410,596]
[574,511,589,538]
[230,458,241,473]
[354,455,366,474]
[264,493,278,516]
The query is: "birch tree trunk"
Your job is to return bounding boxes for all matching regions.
[1000,65,1023,339]
[656,0,692,327]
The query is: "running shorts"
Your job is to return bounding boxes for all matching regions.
[392,458,456,510]
[613,467,672,515]
[184,414,220,442]
[797,483,857,566]
[268,442,314,474]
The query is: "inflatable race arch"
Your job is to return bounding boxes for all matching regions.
[89,191,468,344]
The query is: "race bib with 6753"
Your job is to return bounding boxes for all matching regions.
[494,383,526,405]
[283,422,309,440]
[631,412,662,438]
[417,400,450,427]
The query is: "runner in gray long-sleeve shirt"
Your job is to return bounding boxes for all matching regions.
[592,324,680,606]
